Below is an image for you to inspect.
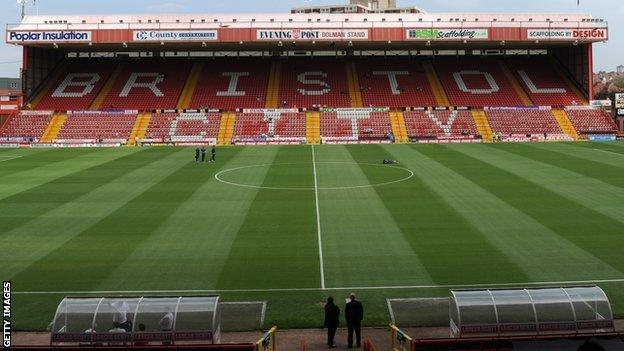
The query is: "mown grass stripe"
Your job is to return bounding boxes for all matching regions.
[0,148,141,200]
[497,143,624,188]
[0,148,160,236]
[0,148,96,176]
[389,144,623,282]
[315,145,434,288]
[529,143,624,170]
[94,147,281,291]
[456,144,624,225]
[442,144,624,276]
[216,146,320,289]
[10,147,242,292]
[348,144,530,285]
[0,148,190,280]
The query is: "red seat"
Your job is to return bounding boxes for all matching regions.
[145,112,221,142]
[486,108,562,135]
[55,111,137,142]
[404,110,477,138]
[0,111,53,142]
[356,60,437,108]
[278,59,351,108]
[566,108,617,134]
[189,59,270,110]
[434,58,524,107]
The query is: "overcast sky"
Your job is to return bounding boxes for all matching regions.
[0,0,621,77]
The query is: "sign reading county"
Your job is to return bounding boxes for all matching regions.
[527,29,607,40]
[7,31,91,43]
[406,29,488,40]
[257,29,369,41]
[133,30,218,42]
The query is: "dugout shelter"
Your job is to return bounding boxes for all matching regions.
[449,286,614,338]
[50,295,221,346]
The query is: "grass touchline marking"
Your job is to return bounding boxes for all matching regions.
[13,278,624,295]
[312,145,326,290]
[0,155,22,163]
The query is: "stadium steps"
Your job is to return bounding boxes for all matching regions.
[217,112,236,145]
[389,111,409,143]
[346,61,364,107]
[422,61,450,107]
[176,62,204,109]
[89,62,126,110]
[40,112,68,142]
[552,108,579,140]
[28,62,68,109]
[127,112,152,146]
[499,61,533,106]
[471,110,494,142]
[551,59,589,105]
[306,111,321,144]
[265,61,282,108]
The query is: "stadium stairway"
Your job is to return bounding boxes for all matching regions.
[28,62,68,109]
[177,62,204,109]
[127,112,152,146]
[499,61,533,106]
[306,111,321,144]
[40,112,67,142]
[346,61,364,107]
[422,61,450,107]
[552,108,579,140]
[265,61,282,108]
[218,112,236,145]
[471,110,494,142]
[89,62,126,110]
[389,111,409,143]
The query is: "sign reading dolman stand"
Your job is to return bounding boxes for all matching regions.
[7,31,91,43]
[406,29,489,40]
[257,29,369,41]
[132,30,218,42]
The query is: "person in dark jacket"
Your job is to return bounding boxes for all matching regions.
[324,297,340,348]
[195,148,200,162]
[210,145,216,163]
[201,147,206,162]
[345,293,363,348]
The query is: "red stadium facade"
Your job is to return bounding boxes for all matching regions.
[1,11,619,146]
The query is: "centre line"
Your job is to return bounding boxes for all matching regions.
[312,145,326,290]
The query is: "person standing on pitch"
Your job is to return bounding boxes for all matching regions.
[345,293,363,348]
[324,297,340,348]
[195,147,200,163]
[201,146,206,162]
[210,145,216,163]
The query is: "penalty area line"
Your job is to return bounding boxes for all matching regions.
[12,278,624,295]
[0,155,22,163]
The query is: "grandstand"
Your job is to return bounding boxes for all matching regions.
[3,3,624,351]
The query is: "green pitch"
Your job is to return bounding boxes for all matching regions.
[2,142,624,330]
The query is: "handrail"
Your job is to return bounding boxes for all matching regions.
[390,324,413,351]
[255,326,277,351]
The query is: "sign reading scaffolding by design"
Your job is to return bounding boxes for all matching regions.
[527,29,607,41]
[133,30,218,42]
[256,29,369,41]
[406,29,489,41]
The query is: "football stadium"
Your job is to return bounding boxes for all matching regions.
[1,0,624,349]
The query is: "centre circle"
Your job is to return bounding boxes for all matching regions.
[214,162,414,191]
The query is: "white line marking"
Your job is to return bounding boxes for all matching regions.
[593,149,624,157]
[214,162,413,191]
[0,155,22,163]
[312,145,326,290]
[12,278,624,295]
